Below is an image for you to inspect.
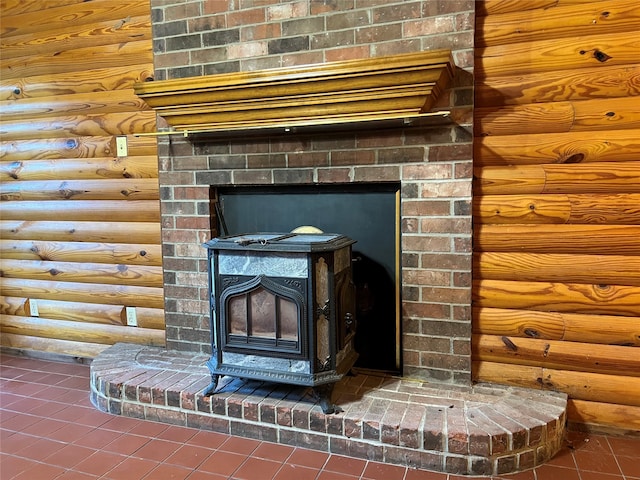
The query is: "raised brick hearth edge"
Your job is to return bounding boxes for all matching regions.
[90,343,567,476]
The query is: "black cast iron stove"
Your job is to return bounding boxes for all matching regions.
[203,232,358,413]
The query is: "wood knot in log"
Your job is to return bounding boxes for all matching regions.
[501,336,518,351]
[579,49,612,63]
[524,328,540,338]
[6,161,23,179]
[559,153,584,164]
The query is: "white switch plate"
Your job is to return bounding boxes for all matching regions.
[125,307,137,326]
[116,136,128,157]
[29,299,39,317]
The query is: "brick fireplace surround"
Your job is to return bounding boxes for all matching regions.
[91,0,568,476]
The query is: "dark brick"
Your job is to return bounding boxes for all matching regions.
[445,455,468,474]
[311,30,354,49]
[471,457,492,476]
[280,430,328,451]
[154,20,188,38]
[166,34,202,51]
[309,410,327,433]
[169,65,203,79]
[151,7,163,23]
[260,403,276,424]
[144,406,186,426]
[519,449,536,471]
[108,399,122,415]
[203,29,240,46]
[454,199,471,215]
[496,454,517,475]
[196,395,212,413]
[230,421,277,442]
[208,155,247,170]
[378,147,425,164]
[247,154,286,169]
[283,17,324,35]
[273,168,314,184]
[195,170,232,185]
[186,412,229,433]
[374,2,422,22]
[120,402,144,419]
[268,36,309,54]
[423,407,445,451]
[204,61,241,75]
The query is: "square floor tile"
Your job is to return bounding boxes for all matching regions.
[323,455,367,477]
[45,443,99,469]
[165,443,212,469]
[219,435,260,455]
[198,450,246,476]
[362,461,406,480]
[73,450,127,476]
[274,463,320,480]
[286,448,329,469]
[133,438,182,462]
[232,457,283,480]
[144,463,192,480]
[103,456,158,479]
[252,442,295,462]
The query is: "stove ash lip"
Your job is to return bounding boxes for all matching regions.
[203,231,359,414]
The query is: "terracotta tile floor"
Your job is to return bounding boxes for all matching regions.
[1,353,639,480]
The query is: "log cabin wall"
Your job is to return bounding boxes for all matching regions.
[0,0,165,358]
[473,0,640,432]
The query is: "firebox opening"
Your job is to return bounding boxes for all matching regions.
[211,183,400,374]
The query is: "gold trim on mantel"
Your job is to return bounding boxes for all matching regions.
[133,50,455,136]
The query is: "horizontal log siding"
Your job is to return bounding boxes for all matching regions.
[0,0,163,358]
[474,0,640,432]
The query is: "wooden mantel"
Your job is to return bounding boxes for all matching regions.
[133,50,454,136]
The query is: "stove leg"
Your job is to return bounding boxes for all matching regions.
[203,357,220,396]
[202,373,219,396]
[314,383,341,414]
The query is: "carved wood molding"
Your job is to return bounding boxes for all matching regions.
[133,50,454,136]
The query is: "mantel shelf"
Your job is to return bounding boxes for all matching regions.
[133,50,455,137]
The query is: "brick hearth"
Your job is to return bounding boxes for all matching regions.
[90,343,567,476]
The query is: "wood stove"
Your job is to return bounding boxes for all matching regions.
[203,232,358,413]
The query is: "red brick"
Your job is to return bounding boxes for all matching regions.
[402,302,450,319]
[227,7,266,27]
[202,0,230,15]
[402,235,451,254]
[316,167,351,183]
[331,149,375,166]
[232,169,272,184]
[429,144,473,162]
[403,269,450,287]
[403,17,456,37]
[402,199,451,216]
[241,22,282,41]
[423,407,445,451]
[288,151,328,167]
[353,166,400,182]
[421,217,471,234]
[325,45,371,62]
[402,163,452,180]
[356,23,402,43]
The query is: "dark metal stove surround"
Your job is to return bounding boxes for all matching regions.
[203,232,358,413]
